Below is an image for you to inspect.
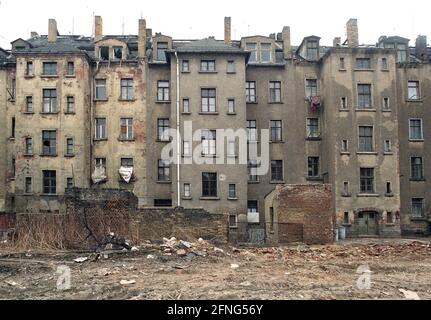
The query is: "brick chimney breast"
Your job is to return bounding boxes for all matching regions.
[48,19,57,43]
[346,18,359,47]
[224,17,231,44]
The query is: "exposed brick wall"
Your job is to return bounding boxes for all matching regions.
[275,184,334,245]
[0,213,15,231]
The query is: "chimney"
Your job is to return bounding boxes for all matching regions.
[94,16,103,42]
[282,26,291,59]
[416,35,428,62]
[31,31,39,38]
[48,19,58,43]
[224,17,231,44]
[333,37,341,47]
[138,19,147,59]
[346,18,359,47]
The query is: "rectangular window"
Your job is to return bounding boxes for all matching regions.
[306,79,318,98]
[269,81,281,103]
[229,215,238,228]
[228,99,235,114]
[201,88,216,112]
[247,200,259,223]
[248,160,259,182]
[383,97,390,110]
[113,47,122,60]
[409,119,423,141]
[158,159,170,181]
[65,138,74,156]
[271,160,283,181]
[343,182,349,194]
[42,62,57,76]
[157,118,170,141]
[42,130,57,156]
[12,157,15,178]
[386,182,392,194]
[306,118,319,138]
[66,96,74,113]
[25,137,33,155]
[360,168,375,194]
[95,118,106,140]
[95,158,106,169]
[308,157,320,178]
[227,60,235,73]
[121,79,134,100]
[358,84,372,109]
[339,57,345,69]
[270,120,282,142]
[120,118,133,140]
[67,62,74,76]
[183,141,192,157]
[382,58,388,70]
[397,44,408,63]
[42,170,56,195]
[184,183,191,198]
[341,97,347,109]
[182,98,190,113]
[11,117,15,138]
[202,172,217,197]
[25,177,32,194]
[99,46,109,60]
[261,43,271,63]
[229,184,237,199]
[387,212,393,224]
[227,140,236,157]
[201,129,217,156]
[66,177,74,189]
[156,42,168,62]
[26,96,33,113]
[408,81,420,100]
[42,89,57,113]
[11,79,15,100]
[247,120,257,142]
[246,81,256,103]
[342,140,349,152]
[26,61,33,76]
[411,157,424,180]
[200,60,216,72]
[359,126,374,152]
[157,81,170,101]
[384,140,392,153]
[344,212,349,225]
[95,79,107,100]
[181,60,189,72]
[306,41,318,60]
[411,198,424,217]
[246,43,257,63]
[121,158,134,168]
[356,58,371,69]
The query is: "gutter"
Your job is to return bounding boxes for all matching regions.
[174,51,181,207]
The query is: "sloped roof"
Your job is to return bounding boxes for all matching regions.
[174,38,245,54]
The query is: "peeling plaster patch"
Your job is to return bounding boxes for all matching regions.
[341,155,350,165]
[383,120,395,131]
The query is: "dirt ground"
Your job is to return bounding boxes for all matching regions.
[0,238,430,300]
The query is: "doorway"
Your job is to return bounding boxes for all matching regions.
[358,211,378,236]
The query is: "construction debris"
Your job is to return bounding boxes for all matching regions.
[74,257,89,264]
[399,289,420,300]
[120,280,136,286]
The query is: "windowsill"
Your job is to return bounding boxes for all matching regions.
[41,75,59,78]
[270,181,285,184]
[41,194,59,197]
[382,109,392,113]
[248,180,260,184]
[409,140,424,143]
[156,139,171,143]
[182,197,192,200]
[410,178,426,182]
[410,217,427,222]
[228,198,238,201]
[381,69,390,72]
[64,154,75,158]
[227,155,238,159]
[199,112,219,115]
[9,99,15,103]
[340,152,351,156]
[200,197,220,201]
[182,155,193,158]
[341,193,352,198]
[357,193,380,198]
[94,99,108,102]
[40,112,59,115]
[23,112,35,115]
[306,137,322,141]
[201,155,220,159]
[8,137,15,141]
[65,75,76,78]
[246,101,258,104]
[306,177,324,182]
[118,98,136,102]
[248,141,259,144]
[181,71,191,74]
[94,139,108,142]
[384,152,394,156]
[357,152,378,155]
[385,193,395,198]
[230,226,239,230]
[268,101,283,104]
[343,224,352,227]
[339,109,349,112]
[227,113,237,116]
[157,181,172,184]
[198,71,218,74]
[40,154,58,157]
[64,112,76,115]
[23,154,34,158]
[9,178,16,182]
[354,69,375,72]
[386,223,396,226]
[406,99,423,103]
[355,108,377,112]
[226,72,237,74]
[23,193,34,196]
[339,68,347,72]
[118,138,135,142]
[155,100,171,104]
[270,141,285,144]
[182,112,191,115]
[24,75,35,79]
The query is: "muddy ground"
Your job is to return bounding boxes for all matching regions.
[0,238,430,300]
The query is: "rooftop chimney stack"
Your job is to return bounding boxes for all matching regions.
[31,31,39,38]
[224,17,231,44]
[48,19,58,43]
[282,26,291,59]
[333,37,341,47]
[94,16,103,42]
[138,19,147,59]
[415,35,428,62]
[346,18,359,47]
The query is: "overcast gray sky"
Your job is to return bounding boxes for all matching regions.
[0,0,430,49]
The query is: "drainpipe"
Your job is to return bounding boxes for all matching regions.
[175,51,181,207]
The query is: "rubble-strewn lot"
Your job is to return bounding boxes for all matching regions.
[0,238,430,300]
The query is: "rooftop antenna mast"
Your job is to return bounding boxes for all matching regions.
[122,17,125,35]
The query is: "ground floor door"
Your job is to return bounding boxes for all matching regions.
[358,211,378,236]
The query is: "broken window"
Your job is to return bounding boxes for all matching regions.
[202,172,217,197]
[182,98,190,113]
[261,43,271,63]
[381,58,388,70]
[26,96,33,113]
[65,138,74,156]
[358,84,372,109]
[343,182,349,194]
[95,79,107,100]
[383,97,390,110]
[113,47,123,60]
[411,198,424,217]
[384,140,392,153]
[66,96,74,113]
[341,97,347,109]
[411,157,424,180]
[201,129,216,156]
[99,46,109,61]
[156,42,168,62]
[181,60,189,72]
[248,160,259,182]
[157,118,170,141]
[409,119,423,140]
[95,158,106,169]
[120,118,133,140]
[229,184,237,199]
[386,182,392,194]
[246,81,256,103]
[306,118,319,139]
[408,81,420,100]
[42,62,57,75]
[342,140,349,152]
[67,177,74,189]
[154,199,172,207]
[229,214,238,228]
[95,118,106,140]
[201,60,216,72]
[42,170,56,195]
[67,62,74,76]
[42,89,57,113]
[306,41,318,60]
[247,200,259,224]
[201,88,216,113]
[228,99,235,114]
[339,57,345,69]
[344,212,350,225]
[360,168,374,194]
[184,183,191,198]
[306,79,318,98]
[42,130,57,156]
[10,79,16,100]
[26,61,33,76]
[121,79,134,100]
[158,159,171,182]
[25,137,33,155]
[11,117,15,138]
[25,177,32,194]
[92,158,107,184]
[308,157,320,178]
[397,44,408,63]
[121,158,134,168]
[269,81,281,103]
[356,58,371,69]
[387,212,393,224]
[247,120,257,142]
[157,81,170,101]
[12,157,15,178]
[246,43,257,63]
[270,120,282,142]
[271,160,283,182]
[359,126,374,152]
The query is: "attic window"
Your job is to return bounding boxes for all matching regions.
[306,41,318,60]
[15,46,25,51]
[113,47,123,60]
[99,46,109,61]
[261,43,271,63]
[156,42,168,62]
[397,44,408,63]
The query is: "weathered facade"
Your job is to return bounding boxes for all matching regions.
[0,16,430,243]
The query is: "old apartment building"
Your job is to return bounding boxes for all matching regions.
[0,16,430,243]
